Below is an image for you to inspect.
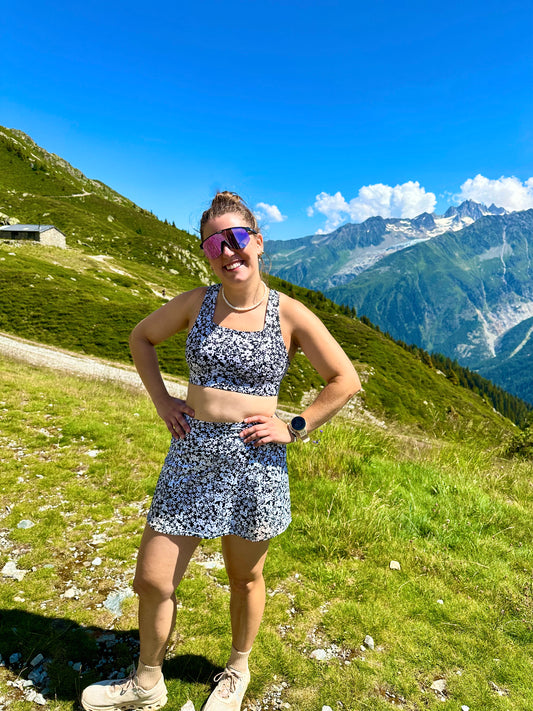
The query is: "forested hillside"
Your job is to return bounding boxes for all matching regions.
[0,125,529,436]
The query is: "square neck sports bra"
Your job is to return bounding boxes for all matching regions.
[185,284,290,396]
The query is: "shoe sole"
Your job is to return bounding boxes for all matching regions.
[81,693,168,711]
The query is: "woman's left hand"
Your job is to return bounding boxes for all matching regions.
[240,415,293,446]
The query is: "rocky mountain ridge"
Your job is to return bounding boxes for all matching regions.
[325,209,533,402]
[0,128,128,205]
[1,124,529,425]
[266,200,508,290]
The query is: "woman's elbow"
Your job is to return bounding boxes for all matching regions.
[346,367,362,399]
[129,323,142,348]
[330,368,361,401]
[129,322,153,351]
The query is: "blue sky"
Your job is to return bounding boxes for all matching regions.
[2,0,532,239]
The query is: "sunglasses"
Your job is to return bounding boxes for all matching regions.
[200,226,257,259]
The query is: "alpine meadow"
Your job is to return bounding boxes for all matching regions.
[1,126,533,711]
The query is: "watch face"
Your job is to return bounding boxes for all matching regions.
[291,416,306,431]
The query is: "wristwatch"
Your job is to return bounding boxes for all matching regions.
[288,416,310,443]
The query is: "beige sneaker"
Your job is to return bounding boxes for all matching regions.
[81,672,167,711]
[202,667,250,711]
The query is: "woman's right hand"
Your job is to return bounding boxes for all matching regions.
[155,396,195,439]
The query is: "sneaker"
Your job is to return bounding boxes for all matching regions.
[81,672,167,711]
[202,667,250,711]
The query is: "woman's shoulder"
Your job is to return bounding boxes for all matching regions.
[188,284,216,297]
[278,290,314,320]
[171,284,213,306]
[278,292,332,346]
[157,285,211,324]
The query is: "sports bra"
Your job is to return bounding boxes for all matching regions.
[185,284,290,397]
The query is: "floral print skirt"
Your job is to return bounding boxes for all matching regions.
[147,417,291,542]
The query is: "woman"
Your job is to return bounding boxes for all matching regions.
[81,192,361,711]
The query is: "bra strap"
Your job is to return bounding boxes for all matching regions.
[196,284,219,331]
[264,289,279,330]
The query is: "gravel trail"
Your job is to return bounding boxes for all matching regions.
[0,331,187,398]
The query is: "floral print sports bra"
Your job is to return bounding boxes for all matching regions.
[186,284,290,397]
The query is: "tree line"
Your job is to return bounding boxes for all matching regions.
[275,279,530,426]
[359,316,532,427]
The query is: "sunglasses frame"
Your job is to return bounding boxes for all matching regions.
[200,226,258,259]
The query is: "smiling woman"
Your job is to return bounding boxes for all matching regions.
[81,191,361,711]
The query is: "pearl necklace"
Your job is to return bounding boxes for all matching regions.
[221,282,267,312]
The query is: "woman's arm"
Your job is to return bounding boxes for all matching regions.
[287,298,361,431]
[242,296,361,445]
[129,288,205,438]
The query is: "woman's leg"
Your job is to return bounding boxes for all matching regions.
[221,535,270,654]
[201,536,269,710]
[134,525,201,668]
[202,536,269,710]
[81,526,200,710]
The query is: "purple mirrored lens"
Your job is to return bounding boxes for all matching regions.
[202,233,226,259]
[229,227,252,248]
[202,227,251,258]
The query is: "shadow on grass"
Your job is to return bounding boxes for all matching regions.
[0,609,219,704]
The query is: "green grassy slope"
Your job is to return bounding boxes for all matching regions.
[0,240,518,442]
[0,127,208,277]
[1,359,533,711]
[0,125,526,440]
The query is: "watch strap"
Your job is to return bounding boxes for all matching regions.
[288,421,310,443]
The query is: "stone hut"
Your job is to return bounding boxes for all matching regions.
[0,224,67,248]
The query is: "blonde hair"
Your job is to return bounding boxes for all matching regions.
[200,191,259,240]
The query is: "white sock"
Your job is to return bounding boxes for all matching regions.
[136,661,162,690]
[227,646,251,674]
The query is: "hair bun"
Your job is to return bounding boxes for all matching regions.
[200,191,259,238]
[213,191,244,206]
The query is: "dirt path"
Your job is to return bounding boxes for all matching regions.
[0,332,370,425]
[0,331,188,398]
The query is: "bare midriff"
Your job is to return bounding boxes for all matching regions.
[186,383,278,422]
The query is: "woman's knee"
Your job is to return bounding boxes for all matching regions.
[222,535,269,595]
[227,571,264,596]
[133,570,176,601]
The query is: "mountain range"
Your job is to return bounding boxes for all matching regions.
[267,205,533,402]
[266,200,508,289]
[0,124,528,430]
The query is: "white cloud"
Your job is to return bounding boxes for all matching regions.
[254,202,287,224]
[309,181,436,233]
[310,191,350,232]
[458,175,533,212]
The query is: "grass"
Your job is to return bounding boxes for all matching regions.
[1,356,532,710]
[0,127,203,274]
[1,123,530,427]
[0,241,521,441]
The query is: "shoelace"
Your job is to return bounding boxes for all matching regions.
[112,671,138,696]
[212,668,242,698]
